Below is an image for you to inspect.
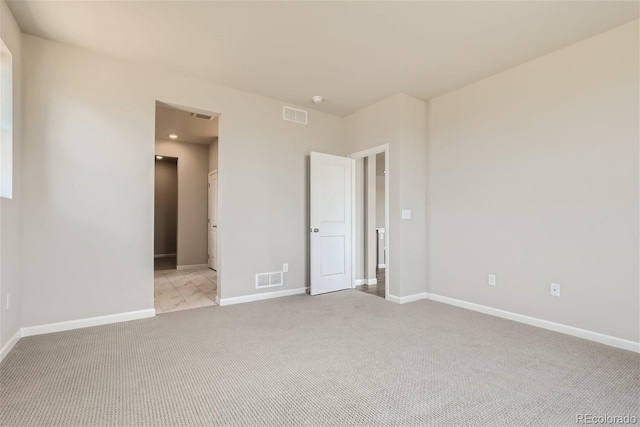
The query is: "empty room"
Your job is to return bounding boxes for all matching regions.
[0,1,638,426]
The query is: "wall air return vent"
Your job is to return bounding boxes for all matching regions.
[191,112,214,120]
[283,106,308,125]
[256,271,284,289]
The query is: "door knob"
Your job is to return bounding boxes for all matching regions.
[311,228,319,233]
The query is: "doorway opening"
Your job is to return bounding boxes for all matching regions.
[153,101,220,314]
[349,145,389,300]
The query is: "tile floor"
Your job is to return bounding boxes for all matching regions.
[154,265,217,314]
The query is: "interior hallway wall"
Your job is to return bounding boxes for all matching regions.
[154,159,177,257]
[208,137,218,172]
[155,139,208,267]
[427,20,639,342]
[356,154,386,281]
[365,155,377,280]
[355,157,364,282]
[376,153,385,229]
[376,152,386,268]
[376,177,385,226]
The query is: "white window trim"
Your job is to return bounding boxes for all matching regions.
[0,37,13,199]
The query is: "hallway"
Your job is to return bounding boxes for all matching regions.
[355,268,385,299]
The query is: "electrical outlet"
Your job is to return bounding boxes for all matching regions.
[550,283,561,297]
[6,293,11,310]
[488,274,496,286]
[283,264,288,273]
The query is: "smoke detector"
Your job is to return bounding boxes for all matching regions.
[311,96,324,104]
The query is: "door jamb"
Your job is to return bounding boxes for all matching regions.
[208,170,218,271]
[347,144,390,302]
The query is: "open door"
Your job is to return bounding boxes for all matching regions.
[310,152,353,295]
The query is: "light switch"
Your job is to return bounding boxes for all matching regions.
[402,209,411,219]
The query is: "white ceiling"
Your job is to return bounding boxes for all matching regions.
[156,104,218,145]
[8,1,639,116]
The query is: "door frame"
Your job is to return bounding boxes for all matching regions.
[347,144,390,301]
[208,169,218,271]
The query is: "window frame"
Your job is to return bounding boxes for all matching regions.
[0,37,13,199]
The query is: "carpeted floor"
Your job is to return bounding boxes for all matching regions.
[1,290,638,426]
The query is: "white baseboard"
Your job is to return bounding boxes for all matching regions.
[425,293,640,353]
[218,287,308,306]
[378,264,386,269]
[0,329,22,363]
[354,279,378,287]
[21,309,156,338]
[1,309,156,361]
[177,264,209,270]
[387,292,427,304]
[154,253,176,259]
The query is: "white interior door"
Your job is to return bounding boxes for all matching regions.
[310,152,353,295]
[208,171,218,270]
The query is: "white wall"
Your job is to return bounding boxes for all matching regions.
[427,20,639,342]
[20,34,345,327]
[346,93,428,298]
[0,0,22,352]
[155,139,209,266]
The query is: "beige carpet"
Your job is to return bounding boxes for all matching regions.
[1,290,638,426]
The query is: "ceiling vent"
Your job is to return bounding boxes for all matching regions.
[256,271,284,289]
[191,112,214,120]
[283,106,307,125]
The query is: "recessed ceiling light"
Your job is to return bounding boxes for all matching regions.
[169,134,178,139]
[156,156,163,160]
